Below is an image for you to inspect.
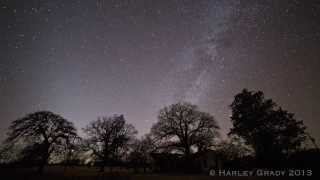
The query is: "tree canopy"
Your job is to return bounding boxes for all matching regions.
[151,102,219,157]
[5,111,77,173]
[83,114,137,171]
[229,89,307,165]
[128,134,155,172]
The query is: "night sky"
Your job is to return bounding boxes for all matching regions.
[1,0,320,144]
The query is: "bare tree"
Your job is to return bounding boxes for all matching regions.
[128,134,155,173]
[151,102,220,159]
[5,111,77,173]
[83,114,137,172]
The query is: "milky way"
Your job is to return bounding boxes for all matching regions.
[1,0,320,144]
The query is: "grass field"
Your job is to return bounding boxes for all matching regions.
[0,166,306,180]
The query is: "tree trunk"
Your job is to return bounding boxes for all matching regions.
[38,152,49,174]
[38,164,45,174]
[184,145,192,173]
[185,147,190,158]
[37,140,50,174]
[99,165,105,172]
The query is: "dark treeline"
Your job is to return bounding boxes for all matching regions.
[0,89,319,175]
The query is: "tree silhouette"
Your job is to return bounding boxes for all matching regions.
[83,114,137,172]
[5,111,77,173]
[229,89,308,166]
[51,135,82,169]
[151,102,219,160]
[216,135,254,161]
[128,134,155,173]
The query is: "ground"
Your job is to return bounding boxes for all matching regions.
[0,166,309,180]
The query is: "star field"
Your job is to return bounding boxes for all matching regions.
[1,0,320,144]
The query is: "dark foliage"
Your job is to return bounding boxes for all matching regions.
[229,89,308,166]
[127,135,155,173]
